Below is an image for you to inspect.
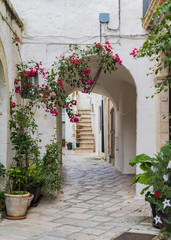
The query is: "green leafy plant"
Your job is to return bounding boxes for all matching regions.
[10,98,41,170]
[0,163,6,178]
[130,0,171,95]
[0,190,5,211]
[40,136,64,198]
[7,167,28,193]
[129,141,171,236]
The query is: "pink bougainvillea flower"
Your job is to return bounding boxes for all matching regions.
[14,79,19,85]
[72,100,77,105]
[130,48,139,58]
[11,102,16,107]
[57,78,64,87]
[15,86,21,93]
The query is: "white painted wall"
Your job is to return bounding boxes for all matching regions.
[77,92,91,110]
[90,93,103,156]
[9,0,157,196]
[0,0,23,171]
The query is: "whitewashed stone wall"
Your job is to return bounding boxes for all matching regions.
[10,0,157,196]
[0,0,23,171]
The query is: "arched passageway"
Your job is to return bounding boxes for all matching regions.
[62,56,137,175]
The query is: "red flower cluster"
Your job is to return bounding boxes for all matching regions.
[15,86,21,93]
[12,36,20,44]
[57,78,64,87]
[11,102,16,108]
[69,56,83,68]
[81,68,91,76]
[112,54,122,65]
[155,191,161,198]
[45,105,58,117]
[130,48,139,58]
[104,41,113,53]
[72,100,77,105]
[70,115,79,123]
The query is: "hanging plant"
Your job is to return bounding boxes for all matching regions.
[13,42,122,121]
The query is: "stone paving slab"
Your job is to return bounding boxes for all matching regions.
[0,150,159,240]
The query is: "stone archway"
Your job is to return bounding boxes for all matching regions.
[0,39,9,174]
[0,60,7,168]
[61,57,137,175]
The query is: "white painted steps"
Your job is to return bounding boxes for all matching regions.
[75,110,95,153]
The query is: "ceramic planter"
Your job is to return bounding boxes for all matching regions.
[76,143,80,147]
[27,194,34,208]
[5,192,30,219]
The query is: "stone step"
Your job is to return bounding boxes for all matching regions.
[79,143,94,147]
[81,115,91,119]
[78,110,91,113]
[75,148,94,153]
[81,118,91,123]
[79,131,94,138]
[79,126,92,130]
[79,137,94,141]
[79,140,94,144]
[79,122,91,126]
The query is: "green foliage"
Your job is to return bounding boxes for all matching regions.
[135,0,171,94]
[10,97,41,169]
[40,137,64,199]
[129,141,171,234]
[0,190,5,211]
[0,163,6,178]
[7,167,27,192]
[14,42,120,122]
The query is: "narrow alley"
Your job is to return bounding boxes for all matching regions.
[0,150,159,240]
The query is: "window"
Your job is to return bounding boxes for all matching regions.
[143,0,152,16]
[21,74,38,99]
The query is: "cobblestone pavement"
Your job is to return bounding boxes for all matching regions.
[0,150,159,240]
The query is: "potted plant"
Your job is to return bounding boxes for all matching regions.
[129,141,171,239]
[76,137,81,148]
[77,124,81,130]
[5,167,33,219]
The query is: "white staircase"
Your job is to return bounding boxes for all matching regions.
[75,110,95,153]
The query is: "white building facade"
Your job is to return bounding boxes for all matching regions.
[0,0,169,195]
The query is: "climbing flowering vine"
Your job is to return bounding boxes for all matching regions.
[13,42,122,121]
[130,0,171,94]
